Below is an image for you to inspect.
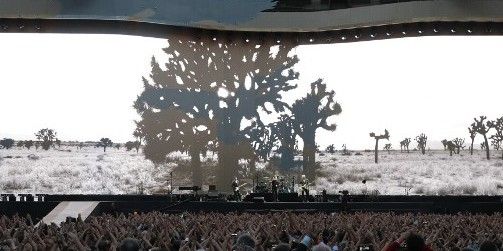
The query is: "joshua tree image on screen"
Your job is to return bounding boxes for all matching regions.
[369,129,389,164]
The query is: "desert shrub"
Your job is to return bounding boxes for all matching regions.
[96,154,106,161]
[355,152,363,156]
[364,149,371,153]
[27,154,39,160]
[335,173,362,184]
[2,180,30,190]
[335,176,345,184]
[414,186,425,194]
[461,185,477,195]
[437,186,454,196]
[493,162,503,167]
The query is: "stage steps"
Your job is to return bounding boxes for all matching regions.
[40,201,99,225]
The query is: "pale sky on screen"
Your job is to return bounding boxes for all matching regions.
[0,34,502,150]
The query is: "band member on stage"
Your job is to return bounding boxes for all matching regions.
[300,174,309,202]
[271,173,279,202]
[232,177,241,201]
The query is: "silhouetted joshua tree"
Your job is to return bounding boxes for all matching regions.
[370,129,389,163]
[24,140,34,150]
[291,79,342,179]
[383,143,392,154]
[114,144,121,150]
[452,138,465,154]
[35,128,57,150]
[134,37,230,187]
[400,138,411,153]
[468,125,477,155]
[415,133,427,155]
[488,116,503,159]
[135,37,300,190]
[97,138,113,152]
[0,138,14,149]
[271,115,297,170]
[473,116,492,160]
[326,144,335,154]
[212,41,299,190]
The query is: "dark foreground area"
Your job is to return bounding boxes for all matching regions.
[1,211,502,251]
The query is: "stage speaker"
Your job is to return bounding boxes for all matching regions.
[252,197,265,203]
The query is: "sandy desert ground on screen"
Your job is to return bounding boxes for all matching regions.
[1,147,502,195]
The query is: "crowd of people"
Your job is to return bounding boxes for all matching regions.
[0,211,502,251]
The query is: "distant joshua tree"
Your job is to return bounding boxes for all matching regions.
[124,141,136,151]
[35,128,58,150]
[383,143,392,154]
[291,79,342,178]
[415,133,427,155]
[97,138,113,152]
[341,144,351,156]
[441,139,448,151]
[452,138,465,154]
[468,125,477,155]
[16,140,25,148]
[473,116,491,160]
[326,144,335,154]
[114,143,121,150]
[369,129,389,164]
[0,138,15,149]
[444,140,457,156]
[400,138,411,153]
[24,140,34,150]
[488,116,503,159]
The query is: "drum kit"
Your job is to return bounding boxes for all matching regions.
[253,175,294,193]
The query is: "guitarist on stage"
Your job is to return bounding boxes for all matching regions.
[232,177,242,201]
[300,174,310,202]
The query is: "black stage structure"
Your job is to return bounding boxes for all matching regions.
[0,193,502,219]
[1,0,503,45]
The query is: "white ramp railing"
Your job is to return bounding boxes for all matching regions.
[40,201,99,225]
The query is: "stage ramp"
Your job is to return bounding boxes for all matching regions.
[40,201,99,225]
